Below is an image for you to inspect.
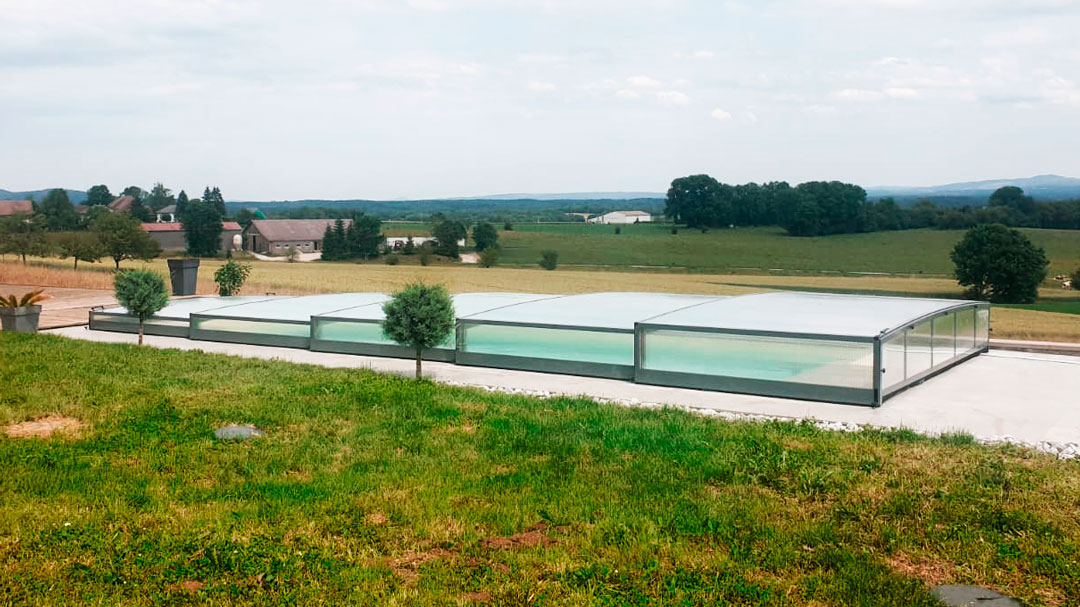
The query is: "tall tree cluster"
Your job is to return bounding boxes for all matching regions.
[321,213,383,261]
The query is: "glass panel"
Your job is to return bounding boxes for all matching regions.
[976,307,990,347]
[314,319,455,348]
[202,294,387,322]
[641,329,874,389]
[906,320,933,378]
[643,292,979,338]
[881,332,906,391]
[932,313,956,365]
[192,318,310,338]
[956,307,976,354]
[465,293,721,330]
[462,324,634,366]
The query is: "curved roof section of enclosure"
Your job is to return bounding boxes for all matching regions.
[194,293,389,321]
[98,295,280,319]
[639,292,982,339]
[319,292,560,321]
[459,292,725,330]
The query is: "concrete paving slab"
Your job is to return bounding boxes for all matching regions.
[0,284,116,329]
[43,326,1080,446]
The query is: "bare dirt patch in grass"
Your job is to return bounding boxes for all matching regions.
[885,551,954,586]
[482,522,559,550]
[166,580,205,593]
[461,590,493,602]
[366,511,389,526]
[4,415,85,439]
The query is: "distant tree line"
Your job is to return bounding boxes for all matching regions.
[0,182,241,266]
[666,175,1080,236]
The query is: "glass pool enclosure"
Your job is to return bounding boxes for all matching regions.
[89,291,989,406]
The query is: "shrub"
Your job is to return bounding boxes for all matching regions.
[614,226,621,235]
[472,222,499,252]
[114,270,169,345]
[382,282,455,378]
[213,260,251,296]
[479,248,500,268]
[385,254,400,266]
[419,249,432,266]
[1072,266,1080,290]
[503,222,513,231]
[671,227,678,235]
[286,246,299,263]
[539,249,558,271]
[403,237,416,255]
[951,224,1048,303]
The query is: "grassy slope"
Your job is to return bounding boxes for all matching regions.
[493,224,1080,277]
[1,333,1078,606]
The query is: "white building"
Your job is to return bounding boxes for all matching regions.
[588,210,653,225]
[385,236,466,251]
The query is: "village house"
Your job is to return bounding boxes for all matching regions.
[141,222,243,253]
[0,200,34,217]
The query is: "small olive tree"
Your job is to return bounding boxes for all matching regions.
[214,260,251,296]
[114,270,169,345]
[382,283,455,379]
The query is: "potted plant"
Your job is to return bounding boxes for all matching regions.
[0,289,51,333]
[167,258,200,296]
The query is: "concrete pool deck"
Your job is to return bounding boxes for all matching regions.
[45,325,1080,447]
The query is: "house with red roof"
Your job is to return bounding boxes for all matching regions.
[141,222,243,253]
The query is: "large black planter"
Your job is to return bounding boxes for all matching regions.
[0,305,42,333]
[167,258,200,296]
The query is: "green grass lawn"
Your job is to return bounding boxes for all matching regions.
[385,222,1080,278]
[2,333,1078,605]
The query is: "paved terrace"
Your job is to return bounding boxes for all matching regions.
[45,325,1080,447]
[1,284,116,329]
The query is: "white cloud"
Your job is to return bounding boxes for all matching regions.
[744,110,758,123]
[657,90,690,105]
[711,107,733,120]
[615,89,640,99]
[885,87,920,99]
[834,88,885,102]
[528,81,557,92]
[627,75,661,88]
[804,104,837,115]
[692,50,715,59]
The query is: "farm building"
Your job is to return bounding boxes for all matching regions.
[244,219,348,254]
[385,236,466,251]
[588,210,653,224]
[141,222,243,252]
[0,200,33,216]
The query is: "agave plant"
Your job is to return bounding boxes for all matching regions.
[0,289,51,308]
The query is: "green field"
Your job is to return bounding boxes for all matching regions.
[384,223,1080,278]
[2,333,1078,605]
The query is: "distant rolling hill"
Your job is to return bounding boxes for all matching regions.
[0,188,88,204]
[868,174,1080,205]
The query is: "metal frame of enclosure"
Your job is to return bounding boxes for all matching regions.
[189,293,388,349]
[89,290,990,407]
[634,293,990,406]
[454,293,724,380]
[88,296,278,337]
[310,293,558,362]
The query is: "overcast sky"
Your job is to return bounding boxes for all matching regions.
[1,0,1078,200]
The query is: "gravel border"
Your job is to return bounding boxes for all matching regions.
[446,381,1080,461]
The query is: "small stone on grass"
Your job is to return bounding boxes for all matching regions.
[932,585,1021,607]
[214,425,264,441]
